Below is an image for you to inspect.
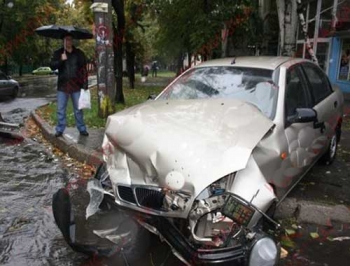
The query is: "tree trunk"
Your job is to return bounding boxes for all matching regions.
[113,23,124,103]
[187,52,191,69]
[125,41,135,89]
[112,0,125,104]
[19,63,23,76]
[4,56,8,75]
[176,53,183,76]
[0,0,5,34]
[276,0,298,57]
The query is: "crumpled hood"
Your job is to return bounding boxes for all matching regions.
[103,98,274,197]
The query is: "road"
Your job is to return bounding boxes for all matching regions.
[0,75,97,124]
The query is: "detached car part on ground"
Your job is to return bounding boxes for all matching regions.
[53,57,344,265]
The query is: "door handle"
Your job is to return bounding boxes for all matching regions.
[334,101,338,108]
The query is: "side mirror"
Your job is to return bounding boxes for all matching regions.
[7,76,11,79]
[287,108,317,124]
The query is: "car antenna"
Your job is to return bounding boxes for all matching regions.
[250,189,260,205]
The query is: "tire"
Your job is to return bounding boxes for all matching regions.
[93,162,151,262]
[114,213,151,262]
[320,129,339,165]
[12,86,18,98]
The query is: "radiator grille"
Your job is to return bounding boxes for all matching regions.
[135,187,165,210]
[117,186,136,204]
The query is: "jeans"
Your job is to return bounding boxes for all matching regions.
[56,90,87,133]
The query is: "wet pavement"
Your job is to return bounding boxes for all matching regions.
[0,135,180,266]
[0,136,85,266]
[0,75,97,124]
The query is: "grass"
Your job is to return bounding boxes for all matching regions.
[38,73,175,129]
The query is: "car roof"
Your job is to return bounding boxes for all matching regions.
[194,56,308,70]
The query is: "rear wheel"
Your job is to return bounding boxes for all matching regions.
[12,86,18,98]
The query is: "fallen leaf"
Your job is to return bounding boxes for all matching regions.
[310,232,319,239]
[281,236,295,248]
[0,207,8,213]
[280,247,288,259]
[292,224,298,230]
[285,229,296,235]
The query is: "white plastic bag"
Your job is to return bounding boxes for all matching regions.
[78,89,91,110]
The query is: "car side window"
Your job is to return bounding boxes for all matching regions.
[285,66,309,119]
[302,63,332,104]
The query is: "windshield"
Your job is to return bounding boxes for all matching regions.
[158,66,279,119]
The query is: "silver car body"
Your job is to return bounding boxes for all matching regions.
[100,57,344,229]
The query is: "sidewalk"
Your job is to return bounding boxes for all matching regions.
[30,93,350,226]
[31,111,105,166]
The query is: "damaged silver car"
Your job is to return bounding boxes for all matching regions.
[53,57,344,265]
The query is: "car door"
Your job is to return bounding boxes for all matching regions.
[300,62,340,153]
[282,64,321,190]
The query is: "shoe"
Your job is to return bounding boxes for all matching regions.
[55,132,63,137]
[80,131,89,136]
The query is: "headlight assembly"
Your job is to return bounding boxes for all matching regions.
[249,237,278,266]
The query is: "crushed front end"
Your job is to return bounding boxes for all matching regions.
[88,167,280,266]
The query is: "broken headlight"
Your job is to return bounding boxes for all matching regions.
[249,236,278,266]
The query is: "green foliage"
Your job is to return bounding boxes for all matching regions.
[0,0,59,68]
[148,0,262,61]
[0,0,94,73]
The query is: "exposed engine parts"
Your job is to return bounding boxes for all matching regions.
[187,174,243,247]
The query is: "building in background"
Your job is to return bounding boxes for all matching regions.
[295,0,350,93]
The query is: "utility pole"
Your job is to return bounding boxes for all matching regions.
[91,0,116,118]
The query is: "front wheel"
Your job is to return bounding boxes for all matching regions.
[320,131,339,165]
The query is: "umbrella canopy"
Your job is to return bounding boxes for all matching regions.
[35,25,93,40]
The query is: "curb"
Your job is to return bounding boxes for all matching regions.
[30,110,103,167]
[275,198,350,226]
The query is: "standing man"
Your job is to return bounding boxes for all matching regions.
[151,61,158,77]
[50,34,89,137]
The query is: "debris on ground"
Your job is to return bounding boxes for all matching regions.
[24,117,96,179]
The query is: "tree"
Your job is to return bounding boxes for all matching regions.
[0,0,59,75]
[149,0,260,74]
[112,0,125,104]
[124,0,145,89]
[276,0,298,56]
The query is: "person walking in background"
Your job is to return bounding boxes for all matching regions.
[151,61,158,77]
[50,34,89,137]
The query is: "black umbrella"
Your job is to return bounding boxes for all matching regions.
[35,25,93,40]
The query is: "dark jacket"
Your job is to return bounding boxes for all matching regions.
[50,46,88,93]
